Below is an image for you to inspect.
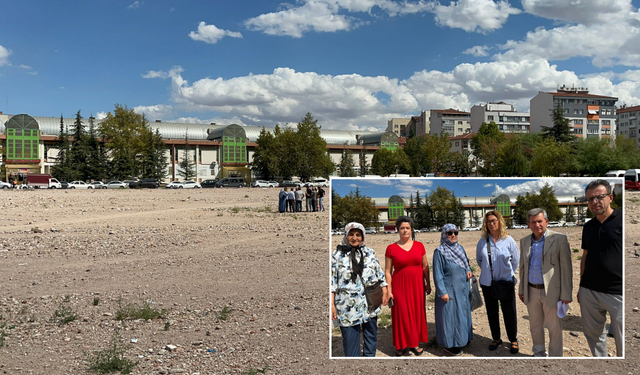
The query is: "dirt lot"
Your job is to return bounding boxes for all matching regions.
[0,188,639,374]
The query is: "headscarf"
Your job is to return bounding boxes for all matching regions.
[337,222,366,284]
[279,189,287,199]
[436,223,470,272]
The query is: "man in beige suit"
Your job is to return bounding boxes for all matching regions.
[518,208,573,357]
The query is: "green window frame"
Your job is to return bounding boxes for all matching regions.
[388,203,404,220]
[222,137,247,164]
[496,201,511,218]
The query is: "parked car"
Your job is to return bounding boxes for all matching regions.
[252,180,271,188]
[90,181,107,189]
[305,178,329,187]
[60,181,69,189]
[0,181,12,189]
[548,221,561,228]
[137,178,160,189]
[201,179,217,188]
[182,180,202,189]
[107,181,128,189]
[466,226,481,231]
[268,181,279,187]
[365,228,377,235]
[69,181,94,189]
[215,177,245,188]
[165,181,183,189]
[123,180,138,189]
[279,180,301,188]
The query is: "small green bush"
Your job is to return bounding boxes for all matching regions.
[242,366,269,375]
[50,304,77,326]
[115,301,166,321]
[87,330,137,374]
[377,311,391,328]
[217,306,234,321]
[573,248,580,253]
[231,207,240,214]
[93,297,100,306]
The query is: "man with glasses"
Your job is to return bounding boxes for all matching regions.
[518,208,572,357]
[579,179,622,357]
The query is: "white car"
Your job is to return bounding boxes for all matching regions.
[182,181,202,189]
[0,181,12,189]
[91,181,107,189]
[69,181,94,189]
[165,181,183,189]
[106,181,128,189]
[252,180,271,188]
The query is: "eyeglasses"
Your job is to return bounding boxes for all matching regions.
[447,231,458,236]
[587,193,610,204]
[488,219,498,224]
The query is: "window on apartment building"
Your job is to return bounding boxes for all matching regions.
[458,121,463,125]
[488,115,494,121]
[564,109,569,114]
[458,128,462,133]
[455,142,459,147]
[588,128,598,134]
[573,109,579,115]
[574,128,583,134]
[573,119,583,125]
[579,109,584,115]
[602,120,611,125]
[568,99,574,103]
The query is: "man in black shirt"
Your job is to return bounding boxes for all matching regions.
[578,179,622,357]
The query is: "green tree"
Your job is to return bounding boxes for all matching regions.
[338,149,357,177]
[543,105,574,144]
[571,137,612,176]
[448,151,473,176]
[564,204,576,223]
[472,209,482,227]
[427,186,464,228]
[498,136,532,177]
[177,132,196,180]
[295,113,335,181]
[251,127,277,179]
[531,138,573,176]
[52,114,73,180]
[332,187,380,228]
[67,110,92,181]
[512,182,563,223]
[411,190,435,230]
[99,104,150,179]
[371,148,409,176]
[142,123,168,180]
[611,137,640,170]
[429,133,452,175]
[272,125,300,180]
[85,116,107,181]
[402,135,430,176]
[471,121,506,177]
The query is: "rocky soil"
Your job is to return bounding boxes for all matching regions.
[0,187,638,374]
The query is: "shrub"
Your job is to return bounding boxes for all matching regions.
[86,330,137,374]
[115,301,166,321]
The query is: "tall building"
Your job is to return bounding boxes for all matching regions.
[470,102,530,134]
[429,109,470,136]
[386,118,411,137]
[616,104,640,146]
[530,85,617,140]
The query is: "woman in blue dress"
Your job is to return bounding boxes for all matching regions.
[433,223,473,356]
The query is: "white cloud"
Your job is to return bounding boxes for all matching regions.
[0,45,11,66]
[363,179,396,185]
[521,0,633,26]
[142,66,184,79]
[96,112,108,120]
[127,1,141,10]
[244,0,431,37]
[427,0,522,34]
[189,22,243,44]
[492,179,588,197]
[132,104,174,121]
[463,45,490,57]
[27,71,38,75]
[483,183,493,187]
[18,64,31,69]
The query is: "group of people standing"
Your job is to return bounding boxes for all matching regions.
[279,186,325,213]
[331,179,622,358]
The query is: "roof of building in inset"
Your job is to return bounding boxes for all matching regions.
[358,131,398,146]
[448,133,476,140]
[617,105,640,114]
[207,124,247,141]
[432,109,470,115]
[388,195,405,205]
[546,92,618,100]
[6,114,39,130]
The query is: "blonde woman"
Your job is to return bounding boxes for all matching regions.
[476,210,520,354]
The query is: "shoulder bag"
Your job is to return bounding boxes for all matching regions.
[487,236,515,300]
[469,274,483,311]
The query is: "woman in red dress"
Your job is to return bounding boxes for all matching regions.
[385,216,432,356]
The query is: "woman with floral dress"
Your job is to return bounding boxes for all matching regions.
[331,222,389,357]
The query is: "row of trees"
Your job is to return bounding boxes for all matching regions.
[251,113,335,181]
[52,105,171,182]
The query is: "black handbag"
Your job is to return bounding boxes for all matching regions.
[487,237,515,300]
[363,281,383,313]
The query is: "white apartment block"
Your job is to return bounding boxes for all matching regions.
[530,85,617,140]
[429,109,471,136]
[616,104,640,146]
[470,102,530,134]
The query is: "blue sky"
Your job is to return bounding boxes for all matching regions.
[3,0,640,131]
[331,177,623,199]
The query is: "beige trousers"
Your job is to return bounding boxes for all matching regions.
[526,285,563,357]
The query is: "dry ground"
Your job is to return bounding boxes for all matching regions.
[0,187,638,374]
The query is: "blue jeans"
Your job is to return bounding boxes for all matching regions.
[340,317,377,357]
[319,197,325,211]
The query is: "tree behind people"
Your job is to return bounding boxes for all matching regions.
[295,113,334,181]
[512,182,563,223]
[542,105,574,144]
[338,149,357,177]
[99,104,149,179]
[178,132,196,180]
[332,187,379,228]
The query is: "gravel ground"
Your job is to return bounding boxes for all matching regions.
[0,188,638,374]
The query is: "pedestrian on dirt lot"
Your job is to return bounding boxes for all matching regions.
[311,187,318,212]
[433,223,473,356]
[578,179,622,357]
[295,187,304,212]
[331,222,389,357]
[305,187,313,212]
[476,210,520,354]
[385,216,431,356]
[318,186,326,212]
[286,188,295,213]
[278,188,287,213]
[518,208,572,357]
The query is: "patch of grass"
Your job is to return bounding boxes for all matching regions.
[629,198,639,203]
[292,214,298,220]
[164,322,170,331]
[231,207,240,214]
[63,294,72,303]
[242,366,269,375]
[93,297,100,306]
[0,323,9,348]
[86,329,137,374]
[470,264,477,273]
[573,248,580,253]
[426,294,436,303]
[50,303,77,326]
[256,206,272,213]
[244,195,249,198]
[217,212,224,217]
[115,301,166,321]
[377,311,391,328]
[577,255,582,260]
[217,306,235,321]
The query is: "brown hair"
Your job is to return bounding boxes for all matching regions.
[480,210,508,239]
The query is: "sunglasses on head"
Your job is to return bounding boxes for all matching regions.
[447,231,458,236]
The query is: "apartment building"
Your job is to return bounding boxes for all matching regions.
[448,133,474,154]
[616,104,640,146]
[470,102,530,134]
[530,85,617,140]
[429,109,471,136]
[386,118,411,137]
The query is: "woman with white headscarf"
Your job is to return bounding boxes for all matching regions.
[433,223,474,356]
[331,222,389,357]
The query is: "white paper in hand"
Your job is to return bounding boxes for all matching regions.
[557,300,570,318]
